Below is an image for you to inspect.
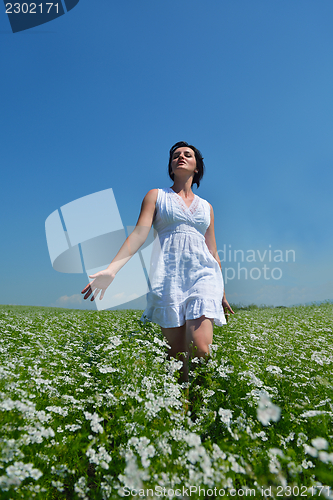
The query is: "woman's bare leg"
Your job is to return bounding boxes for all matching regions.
[161,315,214,382]
[160,324,188,382]
[161,317,214,414]
[186,315,214,360]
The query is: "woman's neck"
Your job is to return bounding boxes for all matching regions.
[171,178,194,197]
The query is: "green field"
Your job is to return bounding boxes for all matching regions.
[0,303,332,499]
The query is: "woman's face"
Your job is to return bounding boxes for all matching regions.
[171,147,197,177]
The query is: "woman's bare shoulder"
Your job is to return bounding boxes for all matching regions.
[146,188,159,196]
[143,189,159,203]
[136,189,159,226]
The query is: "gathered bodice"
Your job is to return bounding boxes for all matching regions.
[153,187,211,240]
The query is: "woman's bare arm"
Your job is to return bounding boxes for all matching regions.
[82,189,158,301]
[205,203,235,318]
[106,189,158,274]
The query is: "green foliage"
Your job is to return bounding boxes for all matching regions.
[0,303,332,498]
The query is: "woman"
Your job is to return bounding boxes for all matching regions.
[81,141,234,382]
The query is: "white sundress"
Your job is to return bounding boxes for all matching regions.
[140,187,227,328]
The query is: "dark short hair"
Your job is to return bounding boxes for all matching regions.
[168,141,205,188]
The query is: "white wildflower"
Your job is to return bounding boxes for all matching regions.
[211,443,227,460]
[167,358,183,376]
[74,476,90,500]
[267,449,285,476]
[184,432,201,447]
[51,480,64,492]
[217,364,234,378]
[218,408,233,427]
[318,452,333,464]
[153,336,168,348]
[187,448,201,464]
[297,433,308,446]
[84,411,104,433]
[104,336,122,349]
[311,437,329,450]
[228,455,246,474]
[45,406,68,417]
[255,431,268,441]
[157,438,172,456]
[311,352,332,365]
[25,426,55,444]
[65,424,82,432]
[266,365,283,374]
[86,446,112,469]
[241,370,264,387]
[257,395,281,426]
[269,449,285,458]
[303,444,318,457]
[118,456,149,490]
[35,410,52,423]
[300,410,332,418]
[51,464,75,477]
[287,460,302,476]
[301,459,315,469]
[128,436,155,468]
[0,439,24,463]
[98,366,117,373]
[0,461,42,489]
[315,398,332,408]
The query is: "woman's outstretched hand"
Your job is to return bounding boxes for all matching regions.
[81,269,115,301]
[222,296,235,322]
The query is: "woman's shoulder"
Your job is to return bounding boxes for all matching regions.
[196,192,212,207]
[144,187,171,200]
[143,188,159,201]
[144,187,170,194]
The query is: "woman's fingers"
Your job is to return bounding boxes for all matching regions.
[227,304,235,314]
[81,274,98,293]
[81,283,91,294]
[81,271,114,301]
[222,298,235,320]
[82,281,96,299]
[91,288,100,301]
[83,287,93,300]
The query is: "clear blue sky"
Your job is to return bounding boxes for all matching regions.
[1,0,332,310]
